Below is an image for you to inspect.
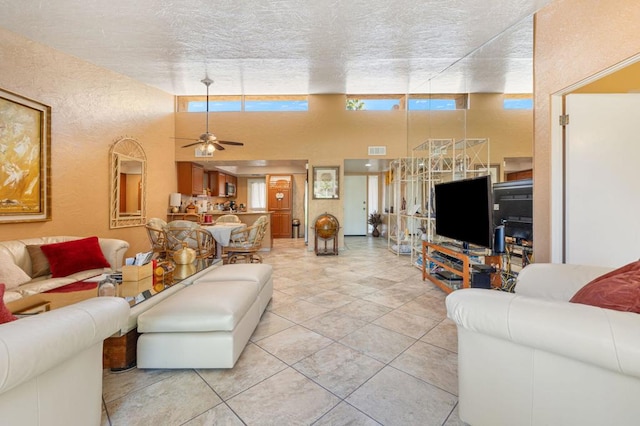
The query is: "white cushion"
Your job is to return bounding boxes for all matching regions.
[516,263,614,301]
[194,264,272,290]
[137,281,257,333]
[0,253,31,290]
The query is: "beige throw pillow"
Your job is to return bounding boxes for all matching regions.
[26,244,52,278]
[0,253,32,289]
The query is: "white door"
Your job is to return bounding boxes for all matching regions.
[564,94,640,267]
[344,175,367,235]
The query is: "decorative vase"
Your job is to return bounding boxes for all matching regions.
[173,242,196,265]
[372,226,380,237]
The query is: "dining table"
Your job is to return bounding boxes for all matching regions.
[202,222,247,259]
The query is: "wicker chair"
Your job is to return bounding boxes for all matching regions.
[165,220,215,259]
[223,215,269,264]
[215,214,241,224]
[145,218,169,258]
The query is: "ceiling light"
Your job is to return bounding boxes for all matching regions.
[207,143,215,153]
[365,163,372,167]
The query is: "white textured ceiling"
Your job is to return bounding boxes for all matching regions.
[0,0,552,96]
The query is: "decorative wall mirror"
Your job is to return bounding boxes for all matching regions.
[109,137,147,228]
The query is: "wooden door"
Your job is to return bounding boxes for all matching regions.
[267,175,293,238]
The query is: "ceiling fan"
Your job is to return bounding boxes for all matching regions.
[178,77,244,153]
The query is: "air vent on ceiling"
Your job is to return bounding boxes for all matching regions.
[194,149,213,158]
[368,146,386,156]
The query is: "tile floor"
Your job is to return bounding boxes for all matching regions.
[102,237,465,426]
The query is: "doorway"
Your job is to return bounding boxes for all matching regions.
[550,55,640,265]
[343,175,367,235]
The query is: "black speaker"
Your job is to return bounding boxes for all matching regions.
[493,225,505,254]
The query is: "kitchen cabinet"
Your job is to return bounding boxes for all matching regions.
[205,171,237,197]
[177,162,204,195]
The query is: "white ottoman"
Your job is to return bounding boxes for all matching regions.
[194,263,273,312]
[136,264,273,369]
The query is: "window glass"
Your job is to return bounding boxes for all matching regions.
[503,98,533,109]
[367,175,379,233]
[244,100,308,112]
[408,95,467,110]
[187,100,242,112]
[346,97,402,111]
[408,99,457,110]
[248,178,267,210]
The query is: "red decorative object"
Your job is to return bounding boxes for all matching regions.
[40,237,110,278]
[0,284,19,324]
[570,260,640,313]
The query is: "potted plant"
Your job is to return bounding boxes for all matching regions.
[368,212,383,237]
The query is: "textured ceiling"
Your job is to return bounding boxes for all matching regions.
[0,0,552,96]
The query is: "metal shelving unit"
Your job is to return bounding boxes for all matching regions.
[409,138,490,269]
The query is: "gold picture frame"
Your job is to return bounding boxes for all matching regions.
[0,89,51,223]
[312,166,340,199]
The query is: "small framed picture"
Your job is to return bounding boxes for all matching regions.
[312,166,340,199]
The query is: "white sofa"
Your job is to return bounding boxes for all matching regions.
[0,297,130,426]
[446,263,640,426]
[0,236,129,305]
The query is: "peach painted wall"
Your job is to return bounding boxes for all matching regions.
[533,0,640,262]
[0,28,176,256]
[175,93,533,247]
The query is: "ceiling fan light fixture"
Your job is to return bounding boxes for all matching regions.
[207,143,215,153]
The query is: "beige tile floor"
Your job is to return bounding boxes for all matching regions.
[102,237,465,426]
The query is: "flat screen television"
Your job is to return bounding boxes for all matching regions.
[434,175,493,249]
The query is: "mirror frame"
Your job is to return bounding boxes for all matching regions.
[109,137,147,228]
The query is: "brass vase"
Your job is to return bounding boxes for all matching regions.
[173,242,196,265]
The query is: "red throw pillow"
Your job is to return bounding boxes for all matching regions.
[40,237,111,278]
[0,283,19,324]
[570,260,640,313]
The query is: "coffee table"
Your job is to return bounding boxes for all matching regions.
[103,257,222,370]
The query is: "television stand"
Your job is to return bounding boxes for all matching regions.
[421,241,503,293]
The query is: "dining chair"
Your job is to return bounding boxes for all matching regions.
[145,217,169,258]
[165,221,215,259]
[215,214,241,224]
[223,215,269,264]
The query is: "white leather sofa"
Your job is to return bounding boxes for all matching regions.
[136,263,273,369]
[0,236,129,305]
[446,263,640,426]
[0,297,129,426]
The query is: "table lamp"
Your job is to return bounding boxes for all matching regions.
[169,193,182,213]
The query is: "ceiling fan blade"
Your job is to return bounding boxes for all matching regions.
[181,141,204,148]
[213,143,225,151]
[218,140,244,146]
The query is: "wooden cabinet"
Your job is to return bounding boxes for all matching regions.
[271,212,291,238]
[177,162,204,195]
[506,169,533,181]
[198,171,238,197]
[217,172,227,196]
[267,174,293,238]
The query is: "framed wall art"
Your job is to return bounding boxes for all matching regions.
[0,89,51,223]
[312,166,340,199]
